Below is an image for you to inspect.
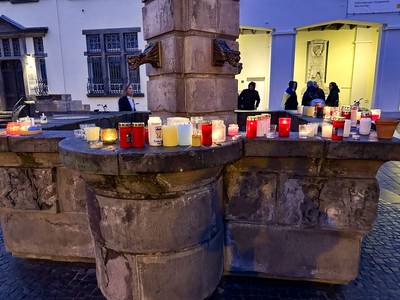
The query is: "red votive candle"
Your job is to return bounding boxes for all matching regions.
[246,116,257,138]
[132,122,145,148]
[278,117,291,137]
[332,117,345,141]
[201,121,213,146]
[119,122,133,149]
[6,122,21,136]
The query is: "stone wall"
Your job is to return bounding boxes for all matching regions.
[0,132,93,262]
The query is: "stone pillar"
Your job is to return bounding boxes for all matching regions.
[373,26,400,111]
[268,31,296,110]
[142,0,240,122]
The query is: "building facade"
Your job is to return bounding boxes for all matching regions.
[0,0,147,112]
[0,0,399,112]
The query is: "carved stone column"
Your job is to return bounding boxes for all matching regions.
[141,0,241,122]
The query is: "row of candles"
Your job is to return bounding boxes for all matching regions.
[80,117,241,149]
[6,118,42,136]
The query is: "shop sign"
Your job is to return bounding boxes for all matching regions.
[348,0,400,14]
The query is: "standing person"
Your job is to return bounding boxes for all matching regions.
[238,82,261,110]
[118,83,137,111]
[302,81,317,106]
[325,82,340,107]
[282,81,298,110]
[314,81,326,101]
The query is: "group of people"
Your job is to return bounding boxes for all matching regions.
[283,80,340,110]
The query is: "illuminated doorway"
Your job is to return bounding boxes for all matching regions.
[294,20,381,108]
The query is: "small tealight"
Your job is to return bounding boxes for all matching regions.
[352,134,360,140]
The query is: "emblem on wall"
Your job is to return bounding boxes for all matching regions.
[306,39,329,87]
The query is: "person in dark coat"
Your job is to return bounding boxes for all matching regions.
[325,82,340,107]
[238,82,261,110]
[282,81,298,110]
[118,83,137,111]
[314,81,326,101]
[302,81,317,106]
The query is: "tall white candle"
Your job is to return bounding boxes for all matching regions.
[148,117,163,146]
[322,123,333,139]
[177,123,193,146]
[351,106,358,127]
[343,119,351,138]
[359,118,372,135]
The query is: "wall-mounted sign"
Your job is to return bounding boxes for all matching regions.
[348,0,400,14]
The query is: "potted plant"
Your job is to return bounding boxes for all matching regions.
[375,119,400,140]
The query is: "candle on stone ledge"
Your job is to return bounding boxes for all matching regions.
[278,117,291,137]
[132,123,145,148]
[371,109,381,122]
[162,125,178,147]
[6,122,21,136]
[228,124,239,137]
[359,117,372,136]
[322,123,333,139]
[212,120,226,143]
[246,116,257,138]
[177,123,193,146]
[101,128,118,144]
[192,129,201,147]
[201,121,213,146]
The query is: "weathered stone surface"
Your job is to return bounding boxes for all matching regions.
[8,131,71,153]
[276,176,379,231]
[59,139,119,175]
[0,132,8,152]
[185,77,237,113]
[225,223,362,284]
[245,136,325,158]
[147,76,184,113]
[0,211,93,261]
[0,168,57,211]
[0,152,60,168]
[225,164,276,223]
[94,181,222,253]
[326,139,400,161]
[218,0,240,36]
[57,167,87,212]
[319,159,384,179]
[230,157,320,177]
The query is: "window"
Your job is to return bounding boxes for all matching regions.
[83,28,142,96]
[105,33,120,52]
[87,34,101,53]
[2,39,11,56]
[33,37,44,55]
[124,33,138,51]
[34,58,48,95]
[12,38,20,56]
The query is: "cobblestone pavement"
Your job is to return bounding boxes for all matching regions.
[1,162,399,300]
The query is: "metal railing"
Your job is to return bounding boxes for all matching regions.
[87,80,141,95]
[33,79,48,96]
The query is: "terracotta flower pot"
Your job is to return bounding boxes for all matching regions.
[375,119,400,140]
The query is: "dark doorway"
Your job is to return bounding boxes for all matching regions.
[1,60,25,110]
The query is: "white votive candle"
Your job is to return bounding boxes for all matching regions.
[322,123,333,139]
[84,127,100,142]
[177,123,193,146]
[359,118,372,135]
[343,120,351,138]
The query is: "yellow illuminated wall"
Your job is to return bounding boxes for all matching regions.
[294,27,379,108]
[236,31,271,110]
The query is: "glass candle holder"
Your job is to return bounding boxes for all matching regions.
[148,117,163,146]
[341,106,351,120]
[162,125,178,147]
[321,123,333,139]
[246,116,257,138]
[6,122,21,136]
[278,118,291,137]
[359,117,372,135]
[177,123,193,146]
[84,126,101,148]
[371,109,381,122]
[212,120,226,143]
[299,124,309,139]
[119,123,133,149]
[332,117,345,141]
[351,105,358,127]
[201,121,213,146]
[192,129,202,147]
[132,123,145,148]
[343,119,351,138]
[266,124,277,138]
[101,128,118,144]
[228,124,239,137]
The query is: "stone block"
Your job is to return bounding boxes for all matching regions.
[70,100,83,111]
[245,137,325,158]
[319,159,384,179]
[276,176,379,231]
[147,76,185,113]
[218,0,240,36]
[230,157,320,177]
[184,36,239,75]
[185,77,237,113]
[57,167,87,213]
[0,211,93,262]
[94,181,222,253]
[0,134,8,152]
[0,168,57,212]
[225,223,362,284]
[0,153,60,168]
[8,132,69,153]
[225,164,276,223]
[187,0,218,33]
